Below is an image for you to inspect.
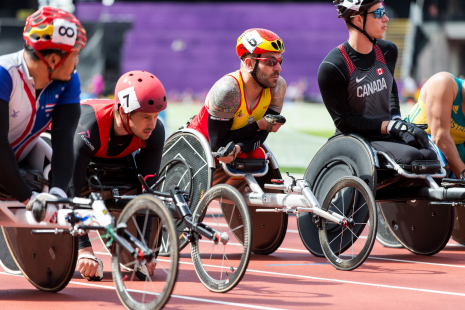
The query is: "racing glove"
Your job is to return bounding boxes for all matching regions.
[26,187,67,223]
[387,120,429,149]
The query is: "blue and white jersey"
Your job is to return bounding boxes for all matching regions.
[0,50,81,161]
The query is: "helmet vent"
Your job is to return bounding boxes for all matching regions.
[148,100,154,105]
[129,73,133,76]
[150,75,154,78]
[30,33,40,41]
[42,34,51,41]
[271,42,278,50]
[277,40,282,50]
[37,24,47,29]
[138,78,142,82]
[163,96,166,102]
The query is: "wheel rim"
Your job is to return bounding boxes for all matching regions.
[113,197,178,310]
[191,186,251,292]
[320,177,376,270]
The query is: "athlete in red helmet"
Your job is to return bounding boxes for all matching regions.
[188,28,287,190]
[69,70,166,281]
[0,7,86,231]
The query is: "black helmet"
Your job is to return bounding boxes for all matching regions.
[334,0,383,20]
[334,0,384,44]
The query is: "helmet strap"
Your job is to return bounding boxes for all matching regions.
[348,12,377,45]
[249,54,269,89]
[118,109,133,135]
[35,51,71,80]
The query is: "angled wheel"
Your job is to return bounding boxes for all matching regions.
[2,226,77,292]
[191,184,252,293]
[112,195,178,310]
[0,227,21,275]
[319,176,377,271]
[375,204,403,248]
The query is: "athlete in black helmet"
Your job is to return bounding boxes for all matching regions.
[318,0,436,163]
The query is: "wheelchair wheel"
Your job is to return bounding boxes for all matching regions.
[191,184,251,293]
[2,226,77,292]
[112,194,178,310]
[251,166,288,255]
[299,135,377,257]
[451,205,465,246]
[0,227,21,275]
[319,176,377,271]
[375,204,403,248]
[378,200,454,255]
[158,131,214,255]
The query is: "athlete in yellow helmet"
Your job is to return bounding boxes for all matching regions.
[408,72,465,178]
[188,28,286,190]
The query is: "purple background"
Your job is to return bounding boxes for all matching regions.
[76,2,348,99]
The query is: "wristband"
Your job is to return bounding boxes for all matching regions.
[461,169,465,180]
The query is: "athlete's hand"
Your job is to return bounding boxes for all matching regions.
[218,145,241,164]
[256,118,283,133]
[388,120,429,149]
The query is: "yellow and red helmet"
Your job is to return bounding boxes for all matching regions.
[23,6,87,52]
[236,28,284,58]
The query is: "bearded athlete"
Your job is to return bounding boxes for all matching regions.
[69,71,166,281]
[188,28,286,190]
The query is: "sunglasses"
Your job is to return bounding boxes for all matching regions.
[366,7,386,19]
[251,56,284,66]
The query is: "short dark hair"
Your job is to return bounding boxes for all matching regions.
[24,43,67,61]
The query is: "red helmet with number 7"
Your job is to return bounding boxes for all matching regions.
[114,70,167,114]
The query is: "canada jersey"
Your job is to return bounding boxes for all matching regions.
[0,50,81,161]
[339,44,393,135]
[188,70,272,139]
[80,99,146,158]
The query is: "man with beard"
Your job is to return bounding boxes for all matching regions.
[318,0,436,163]
[188,28,286,190]
[69,70,166,281]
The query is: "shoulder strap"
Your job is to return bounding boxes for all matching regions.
[338,44,356,76]
[374,45,387,65]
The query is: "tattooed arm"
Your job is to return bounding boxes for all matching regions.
[269,76,287,114]
[208,76,262,151]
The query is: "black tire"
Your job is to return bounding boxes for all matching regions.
[375,204,403,248]
[2,226,78,292]
[451,205,465,246]
[319,176,377,271]
[0,227,21,275]
[191,184,252,293]
[112,195,179,310]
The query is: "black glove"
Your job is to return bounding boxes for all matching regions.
[388,120,429,149]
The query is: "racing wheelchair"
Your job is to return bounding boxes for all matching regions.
[159,128,378,271]
[297,133,465,257]
[0,136,179,310]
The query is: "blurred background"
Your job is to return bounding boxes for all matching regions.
[1,0,464,172]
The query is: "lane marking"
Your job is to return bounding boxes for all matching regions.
[0,271,288,310]
[266,263,330,266]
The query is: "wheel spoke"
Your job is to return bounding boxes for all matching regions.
[132,216,148,247]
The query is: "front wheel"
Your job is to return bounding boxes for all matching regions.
[112,194,179,310]
[190,184,252,293]
[319,176,377,271]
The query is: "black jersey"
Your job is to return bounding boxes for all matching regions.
[318,40,400,140]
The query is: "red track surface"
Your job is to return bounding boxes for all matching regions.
[1,215,465,310]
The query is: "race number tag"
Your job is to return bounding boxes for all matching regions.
[240,30,264,53]
[52,19,77,47]
[340,0,362,11]
[117,86,140,113]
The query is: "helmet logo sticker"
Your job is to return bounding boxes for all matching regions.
[339,0,362,11]
[52,18,77,46]
[117,86,141,113]
[241,30,264,53]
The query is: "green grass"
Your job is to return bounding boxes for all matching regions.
[279,166,307,175]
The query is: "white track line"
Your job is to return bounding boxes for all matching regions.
[0,271,287,310]
[164,260,465,298]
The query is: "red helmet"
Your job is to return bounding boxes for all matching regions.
[236,28,284,59]
[115,71,167,114]
[23,7,87,52]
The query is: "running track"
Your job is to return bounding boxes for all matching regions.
[1,214,465,310]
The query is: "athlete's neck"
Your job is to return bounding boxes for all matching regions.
[240,67,263,109]
[348,31,374,55]
[114,113,130,137]
[23,50,51,90]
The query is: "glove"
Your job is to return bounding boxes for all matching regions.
[26,187,66,223]
[388,120,429,149]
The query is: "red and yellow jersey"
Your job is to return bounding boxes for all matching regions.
[188,70,272,140]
